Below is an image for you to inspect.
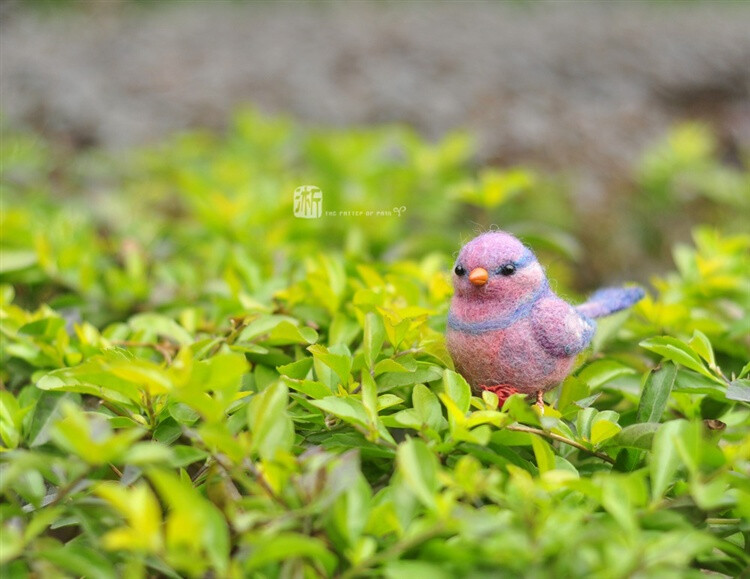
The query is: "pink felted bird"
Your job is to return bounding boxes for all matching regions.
[446,231,644,408]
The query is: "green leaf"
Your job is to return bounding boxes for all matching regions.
[576,407,596,441]
[238,315,299,341]
[590,420,622,447]
[186,352,247,394]
[123,443,174,466]
[106,360,173,396]
[0,392,24,449]
[308,344,352,386]
[382,408,422,430]
[153,419,181,445]
[18,316,65,337]
[328,313,360,348]
[129,313,193,346]
[168,403,200,425]
[673,370,726,398]
[247,382,294,459]
[36,363,142,406]
[726,379,750,402]
[384,561,452,579]
[557,375,589,416]
[691,476,730,510]
[310,397,370,429]
[276,358,314,380]
[23,506,63,543]
[650,420,689,501]
[244,533,337,574]
[412,384,444,431]
[397,438,439,509]
[442,369,471,414]
[363,312,385,369]
[0,250,37,273]
[51,403,145,465]
[504,394,541,427]
[361,371,379,425]
[377,362,442,391]
[95,484,162,554]
[171,445,209,468]
[0,524,23,564]
[465,410,506,429]
[266,320,318,345]
[377,394,403,411]
[636,363,677,423]
[36,544,117,579]
[601,477,638,535]
[608,422,660,450]
[283,378,332,400]
[332,472,372,547]
[640,336,720,383]
[373,357,416,375]
[688,330,715,367]
[148,469,229,574]
[530,434,555,474]
[578,359,637,390]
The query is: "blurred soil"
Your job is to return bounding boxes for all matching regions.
[1,0,748,283]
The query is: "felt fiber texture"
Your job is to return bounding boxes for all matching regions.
[446,231,644,396]
[576,286,646,319]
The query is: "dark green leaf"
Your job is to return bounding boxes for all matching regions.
[608,422,660,450]
[636,363,677,423]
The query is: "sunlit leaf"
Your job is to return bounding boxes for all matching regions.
[640,337,721,383]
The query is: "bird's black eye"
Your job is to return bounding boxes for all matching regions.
[497,264,516,276]
[454,265,466,276]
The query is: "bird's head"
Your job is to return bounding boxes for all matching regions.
[452,231,545,303]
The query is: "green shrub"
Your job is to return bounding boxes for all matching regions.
[1,113,748,577]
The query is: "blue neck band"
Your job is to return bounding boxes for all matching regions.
[447,279,550,335]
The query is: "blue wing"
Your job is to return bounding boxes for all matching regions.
[532,297,596,358]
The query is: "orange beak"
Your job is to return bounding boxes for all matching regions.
[469,267,488,286]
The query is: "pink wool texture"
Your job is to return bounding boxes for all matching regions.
[446,231,644,399]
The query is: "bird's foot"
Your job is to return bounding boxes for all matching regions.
[480,384,520,409]
[536,390,545,415]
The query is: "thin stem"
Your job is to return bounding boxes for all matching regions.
[48,469,91,507]
[506,424,616,465]
[206,317,249,358]
[352,349,422,394]
[100,399,137,423]
[143,392,156,430]
[241,458,292,509]
[394,348,421,359]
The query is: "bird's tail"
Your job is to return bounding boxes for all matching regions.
[575,286,645,319]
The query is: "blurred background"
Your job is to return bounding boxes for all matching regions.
[2,0,749,298]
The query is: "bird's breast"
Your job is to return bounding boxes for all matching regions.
[446,318,570,393]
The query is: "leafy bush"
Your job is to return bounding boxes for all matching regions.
[1,112,748,577]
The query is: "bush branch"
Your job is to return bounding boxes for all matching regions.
[506,424,616,465]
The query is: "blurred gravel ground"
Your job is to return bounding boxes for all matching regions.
[1,0,749,203]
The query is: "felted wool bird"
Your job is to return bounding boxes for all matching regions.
[446,231,644,408]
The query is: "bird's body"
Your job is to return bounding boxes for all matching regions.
[446,231,644,404]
